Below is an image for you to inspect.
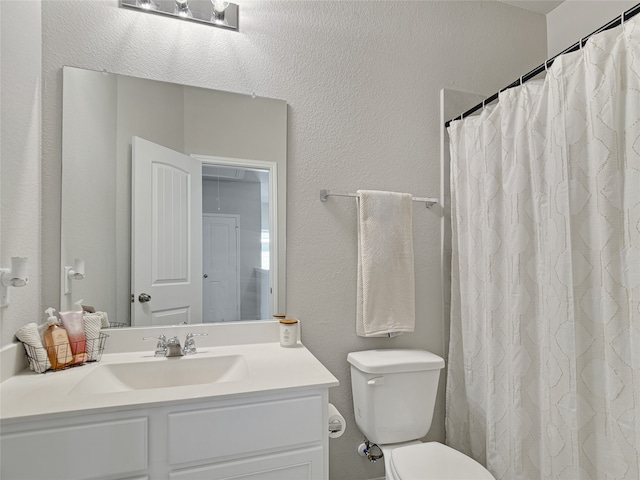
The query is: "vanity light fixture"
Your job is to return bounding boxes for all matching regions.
[64,258,86,295]
[0,257,29,307]
[121,0,238,31]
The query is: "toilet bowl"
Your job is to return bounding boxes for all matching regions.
[348,349,495,480]
[383,442,494,480]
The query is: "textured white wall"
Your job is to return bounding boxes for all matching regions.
[0,1,42,347]
[547,0,638,57]
[13,1,547,479]
[0,0,552,480]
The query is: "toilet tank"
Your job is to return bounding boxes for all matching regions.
[347,349,445,444]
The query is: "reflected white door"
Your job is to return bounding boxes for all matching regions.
[131,137,202,326]
[203,214,240,322]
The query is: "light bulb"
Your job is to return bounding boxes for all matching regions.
[211,0,229,23]
[175,0,193,18]
[212,1,229,13]
[136,0,158,10]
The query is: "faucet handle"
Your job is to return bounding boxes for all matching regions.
[143,334,167,357]
[183,332,208,355]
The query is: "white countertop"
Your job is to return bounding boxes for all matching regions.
[0,342,339,424]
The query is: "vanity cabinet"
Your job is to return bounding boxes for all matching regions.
[0,389,329,480]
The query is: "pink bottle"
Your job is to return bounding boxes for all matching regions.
[59,300,87,364]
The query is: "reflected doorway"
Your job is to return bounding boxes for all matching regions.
[201,161,273,321]
[203,214,240,322]
[130,140,276,326]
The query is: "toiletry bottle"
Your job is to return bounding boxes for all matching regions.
[59,299,87,364]
[43,308,73,370]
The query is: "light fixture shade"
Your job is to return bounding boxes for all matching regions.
[211,0,230,24]
[175,0,193,18]
[136,0,158,10]
[212,0,229,13]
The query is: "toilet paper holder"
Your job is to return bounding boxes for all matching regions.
[329,419,343,435]
[328,403,346,439]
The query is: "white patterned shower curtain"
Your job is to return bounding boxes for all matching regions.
[446,17,640,480]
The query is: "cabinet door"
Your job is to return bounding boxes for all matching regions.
[169,446,324,480]
[0,418,148,480]
[168,395,323,465]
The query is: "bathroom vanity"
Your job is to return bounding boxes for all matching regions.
[0,323,339,479]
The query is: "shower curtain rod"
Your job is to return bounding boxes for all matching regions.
[444,2,640,128]
[319,189,438,208]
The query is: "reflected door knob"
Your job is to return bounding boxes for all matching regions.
[138,293,152,303]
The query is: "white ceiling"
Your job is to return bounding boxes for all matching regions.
[499,1,565,15]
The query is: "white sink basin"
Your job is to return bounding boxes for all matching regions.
[68,354,249,396]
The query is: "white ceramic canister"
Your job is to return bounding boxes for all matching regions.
[279,318,299,347]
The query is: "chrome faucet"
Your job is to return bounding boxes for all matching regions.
[143,332,208,357]
[166,336,184,357]
[143,334,168,357]
[182,332,208,355]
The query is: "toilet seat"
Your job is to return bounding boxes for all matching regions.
[389,442,495,480]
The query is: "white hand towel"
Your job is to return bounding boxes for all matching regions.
[97,311,110,328]
[356,190,415,337]
[83,314,103,361]
[15,323,51,373]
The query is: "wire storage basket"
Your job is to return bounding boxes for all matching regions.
[22,332,108,373]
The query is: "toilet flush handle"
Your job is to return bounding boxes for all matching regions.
[367,376,385,386]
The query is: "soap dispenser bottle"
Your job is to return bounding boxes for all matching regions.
[59,299,87,364]
[43,308,73,370]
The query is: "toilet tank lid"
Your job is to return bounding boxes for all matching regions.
[347,349,445,374]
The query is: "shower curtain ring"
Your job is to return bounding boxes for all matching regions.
[621,11,626,25]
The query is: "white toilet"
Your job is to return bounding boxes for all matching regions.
[348,349,495,480]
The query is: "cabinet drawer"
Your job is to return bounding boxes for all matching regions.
[169,446,324,480]
[0,417,148,480]
[168,395,323,465]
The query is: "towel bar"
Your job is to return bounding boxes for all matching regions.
[320,189,438,208]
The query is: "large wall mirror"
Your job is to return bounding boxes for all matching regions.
[61,66,287,327]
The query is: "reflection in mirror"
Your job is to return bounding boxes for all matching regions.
[197,157,278,325]
[61,67,287,327]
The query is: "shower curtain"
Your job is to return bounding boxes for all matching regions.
[446,16,640,480]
